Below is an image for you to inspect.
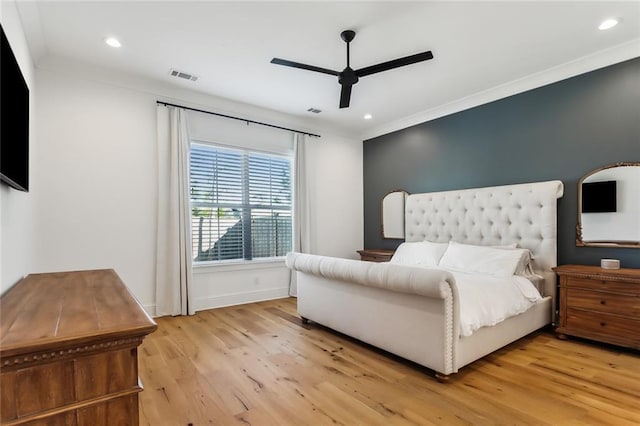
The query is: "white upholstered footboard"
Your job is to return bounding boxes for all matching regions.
[287,253,460,375]
[290,262,551,376]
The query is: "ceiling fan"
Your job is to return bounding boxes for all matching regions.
[271,30,434,109]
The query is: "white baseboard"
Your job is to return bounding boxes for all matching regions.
[143,288,291,318]
[143,304,157,318]
[193,287,290,312]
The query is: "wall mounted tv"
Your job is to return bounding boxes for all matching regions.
[582,180,616,213]
[1,24,30,192]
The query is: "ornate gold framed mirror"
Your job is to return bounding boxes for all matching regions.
[576,162,640,248]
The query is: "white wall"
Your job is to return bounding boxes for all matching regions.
[0,1,37,294]
[33,60,363,315]
[34,70,158,306]
[306,134,364,258]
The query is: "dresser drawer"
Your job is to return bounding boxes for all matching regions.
[566,288,640,316]
[565,308,640,341]
[564,276,640,295]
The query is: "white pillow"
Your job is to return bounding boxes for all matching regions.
[438,241,531,277]
[492,244,534,275]
[390,241,448,268]
[513,249,534,275]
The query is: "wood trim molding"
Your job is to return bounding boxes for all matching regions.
[2,388,142,426]
[554,265,640,284]
[557,272,640,285]
[1,336,144,370]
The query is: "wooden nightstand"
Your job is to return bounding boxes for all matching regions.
[554,264,640,349]
[357,249,395,262]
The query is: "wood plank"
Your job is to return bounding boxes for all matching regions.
[139,298,640,425]
[0,270,157,357]
[0,371,17,421]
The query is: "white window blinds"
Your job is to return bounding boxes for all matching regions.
[190,143,292,263]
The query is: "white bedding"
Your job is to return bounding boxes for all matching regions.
[387,241,544,337]
[446,269,542,337]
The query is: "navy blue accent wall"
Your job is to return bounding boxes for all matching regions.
[363,58,640,268]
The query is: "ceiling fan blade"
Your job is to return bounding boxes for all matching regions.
[356,51,434,77]
[270,58,339,76]
[339,84,352,109]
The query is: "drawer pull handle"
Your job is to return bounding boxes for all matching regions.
[600,322,606,327]
[600,300,606,305]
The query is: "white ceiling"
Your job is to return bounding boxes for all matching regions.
[16,1,640,138]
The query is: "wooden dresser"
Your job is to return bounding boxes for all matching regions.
[554,264,639,349]
[0,269,157,425]
[357,249,395,262]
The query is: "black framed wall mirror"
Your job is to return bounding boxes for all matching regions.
[577,162,640,248]
[381,190,408,239]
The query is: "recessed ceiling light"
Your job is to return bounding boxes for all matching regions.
[363,114,373,120]
[105,37,121,48]
[598,18,619,31]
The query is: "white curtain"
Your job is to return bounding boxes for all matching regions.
[156,105,194,315]
[290,133,312,296]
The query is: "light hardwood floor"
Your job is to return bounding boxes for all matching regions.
[138,298,639,425]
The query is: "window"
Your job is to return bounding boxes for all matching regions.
[190,142,292,263]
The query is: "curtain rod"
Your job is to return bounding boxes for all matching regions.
[156,101,321,138]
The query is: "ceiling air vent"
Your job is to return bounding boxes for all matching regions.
[307,107,322,114]
[169,69,198,82]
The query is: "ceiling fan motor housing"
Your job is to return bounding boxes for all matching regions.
[340,30,356,43]
[339,67,359,85]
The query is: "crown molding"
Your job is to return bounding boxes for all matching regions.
[362,39,640,141]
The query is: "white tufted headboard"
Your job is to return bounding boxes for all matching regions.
[405,180,564,299]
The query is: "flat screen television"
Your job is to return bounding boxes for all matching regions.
[582,180,616,213]
[1,24,30,192]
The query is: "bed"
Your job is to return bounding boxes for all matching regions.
[286,180,564,380]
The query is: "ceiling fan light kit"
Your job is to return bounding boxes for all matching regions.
[271,30,434,109]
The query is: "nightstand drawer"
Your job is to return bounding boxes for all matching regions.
[564,276,640,295]
[566,308,640,341]
[566,288,640,316]
[555,265,640,349]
